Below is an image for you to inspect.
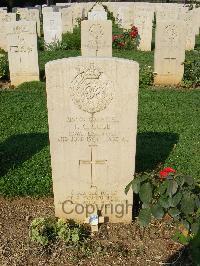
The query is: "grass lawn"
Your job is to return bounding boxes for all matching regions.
[0,48,200,197]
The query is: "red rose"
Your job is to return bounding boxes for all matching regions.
[118,42,125,47]
[159,167,176,181]
[162,167,176,173]
[130,31,138,38]
[112,35,118,41]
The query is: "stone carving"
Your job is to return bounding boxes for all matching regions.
[164,24,178,44]
[70,64,113,114]
[81,20,112,57]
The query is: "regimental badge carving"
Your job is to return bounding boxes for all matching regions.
[164,24,178,43]
[89,24,104,38]
[70,64,114,114]
[87,24,105,52]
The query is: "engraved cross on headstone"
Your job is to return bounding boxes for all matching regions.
[79,147,107,188]
[164,57,176,73]
[164,57,176,60]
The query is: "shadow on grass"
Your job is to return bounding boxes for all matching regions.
[0,133,49,177]
[135,132,179,173]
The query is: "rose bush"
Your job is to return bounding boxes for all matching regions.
[125,168,200,238]
[112,26,139,50]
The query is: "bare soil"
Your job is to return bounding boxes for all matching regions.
[0,197,192,266]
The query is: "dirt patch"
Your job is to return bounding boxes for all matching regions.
[0,197,192,266]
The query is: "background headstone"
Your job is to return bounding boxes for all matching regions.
[117,6,134,30]
[154,19,186,85]
[81,20,112,57]
[7,21,39,86]
[45,57,139,223]
[134,10,154,51]
[17,8,41,37]
[88,4,107,21]
[61,7,73,34]
[42,6,53,15]
[43,11,62,46]
[0,13,16,51]
[180,9,196,51]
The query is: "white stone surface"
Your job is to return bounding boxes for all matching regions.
[134,10,154,51]
[43,11,62,46]
[154,19,186,85]
[0,13,16,51]
[7,21,39,86]
[88,4,107,21]
[17,8,41,36]
[45,57,139,223]
[61,7,73,33]
[81,20,112,57]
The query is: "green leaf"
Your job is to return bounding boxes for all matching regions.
[139,182,152,204]
[171,192,182,207]
[168,208,181,218]
[71,228,80,243]
[138,174,149,183]
[184,176,194,186]
[158,196,170,209]
[151,204,164,219]
[125,180,132,195]
[142,203,150,209]
[132,179,141,194]
[159,181,168,195]
[138,208,151,227]
[181,195,195,215]
[172,231,190,245]
[194,196,200,208]
[191,223,199,235]
[181,219,190,230]
[167,180,178,197]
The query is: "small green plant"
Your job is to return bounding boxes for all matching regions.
[30,217,90,246]
[56,219,89,245]
[125,168,200,236]
[61,26,81,50]
[0,52,9,80]
[139,65,154,88]
[29,217,56,246]
[183,54,200,88]
[44,40,63,51]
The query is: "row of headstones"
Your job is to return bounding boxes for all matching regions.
[0,3,200,86]
[1,2,199,51]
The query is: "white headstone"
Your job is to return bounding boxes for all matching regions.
[42,6,53,15]
[45,57,139,223]
[134,10,154,51]
[118,6,134,30]
[71,3,84,27]
[81,20,112,57]
[61,7,73,33]
[17,8,41,37]
[0,13,16,51]
[154,19,186,85]
[88,4,107,21]
[180,9,197,50]
[7,21,39,86]
[56,3,71,7]
[43,12,62,46]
